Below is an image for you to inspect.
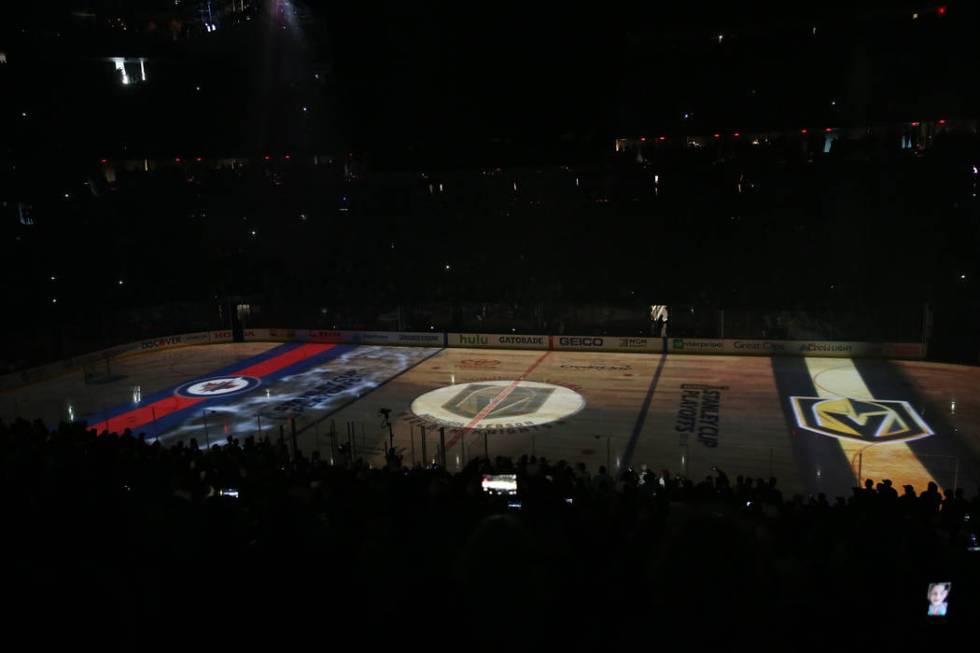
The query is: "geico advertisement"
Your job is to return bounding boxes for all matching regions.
[554,336,662,352]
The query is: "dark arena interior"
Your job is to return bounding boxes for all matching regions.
[1,2,979,650]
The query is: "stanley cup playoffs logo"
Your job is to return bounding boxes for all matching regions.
[790,396,933,444]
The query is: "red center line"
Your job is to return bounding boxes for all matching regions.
[234,343,336,378]
[444,350,552,452]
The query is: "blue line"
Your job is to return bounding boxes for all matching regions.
[79,342,303,426]
[621,351,668,469]
[145,344,359,436]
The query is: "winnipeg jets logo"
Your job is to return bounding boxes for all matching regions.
[176,376,261,398]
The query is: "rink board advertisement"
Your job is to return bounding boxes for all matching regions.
[0,327,925,391]
[669,338,925,359]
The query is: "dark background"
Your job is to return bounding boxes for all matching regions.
[0,1,977,368]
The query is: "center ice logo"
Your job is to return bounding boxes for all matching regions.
[442,383,555,420]
[176,376,261,398]
[410,380,585,430]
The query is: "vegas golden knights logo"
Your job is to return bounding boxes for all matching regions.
[790,396,933,444]
[442,384,555,420]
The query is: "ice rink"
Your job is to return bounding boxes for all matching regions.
[3,341,978,498]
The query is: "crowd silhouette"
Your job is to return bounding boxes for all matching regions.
[2,417,976,649]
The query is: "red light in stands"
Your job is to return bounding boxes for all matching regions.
[284,154,291,160]
[938,119,946,125]
[800,128,808,134]
[263,155,272,161]
[911,121,920,126]
[713,133,721,139]
[824,127,833,132]
[639,136,646,142]
[658,136,666,141]
[733,132,740,138]
[937,5,946,16]
[175,157,182,163]
[100,158,108,164]
[195,156,203,162]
